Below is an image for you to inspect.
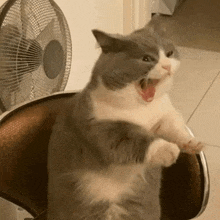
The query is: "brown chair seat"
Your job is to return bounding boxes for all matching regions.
[0,92,209,219]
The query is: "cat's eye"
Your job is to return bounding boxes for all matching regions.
[166,50,174,57]
[142,55,154,62]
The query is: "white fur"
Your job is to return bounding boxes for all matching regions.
[105,203,128,219]
[81,164,144,204]
[146,138,180,167]
[91,91,177,132]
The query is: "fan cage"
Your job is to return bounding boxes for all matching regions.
[0,0,72,112]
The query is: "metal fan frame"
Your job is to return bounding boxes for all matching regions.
[0,0,16,112]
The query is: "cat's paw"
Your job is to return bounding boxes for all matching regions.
[182,138,205,154]
[146,139,180,167]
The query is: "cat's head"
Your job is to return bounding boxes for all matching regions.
[90,18,180,104]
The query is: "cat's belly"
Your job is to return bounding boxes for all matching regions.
[79,164,145,203]
[92,94,175,131]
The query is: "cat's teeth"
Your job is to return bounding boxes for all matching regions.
[138,78,160,91]
[140,78,146,89]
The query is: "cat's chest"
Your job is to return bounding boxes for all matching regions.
[92,94,174,131]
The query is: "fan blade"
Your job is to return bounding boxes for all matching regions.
[20,0,29,38]
[35,19,55,47]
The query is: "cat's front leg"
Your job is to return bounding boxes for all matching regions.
[145,138,180,167]
[152,112,204,154]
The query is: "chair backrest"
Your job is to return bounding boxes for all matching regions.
[0,92,209,219]
[0,92,75,217]
[160,151,209,219]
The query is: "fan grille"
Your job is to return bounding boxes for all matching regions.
[0,0,72,111]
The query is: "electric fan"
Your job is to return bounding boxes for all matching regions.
[0,0,72,113]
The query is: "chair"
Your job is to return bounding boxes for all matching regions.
[0,91,210,220]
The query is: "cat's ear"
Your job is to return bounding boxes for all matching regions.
[145,14,167,37]
[92,29,125,53]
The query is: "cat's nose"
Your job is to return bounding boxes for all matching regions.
[162,65,171,72]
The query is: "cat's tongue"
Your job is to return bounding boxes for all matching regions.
[141,86,156,102]
[140,79,159,102]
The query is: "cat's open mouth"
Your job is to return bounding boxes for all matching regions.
[135,78,160,102]
[135,72,171,102]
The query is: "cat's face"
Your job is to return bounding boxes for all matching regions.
[91,20,180,103]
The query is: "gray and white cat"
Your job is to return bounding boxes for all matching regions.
[48,18,204,220]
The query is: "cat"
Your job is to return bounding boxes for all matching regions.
[48,18,204,220]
